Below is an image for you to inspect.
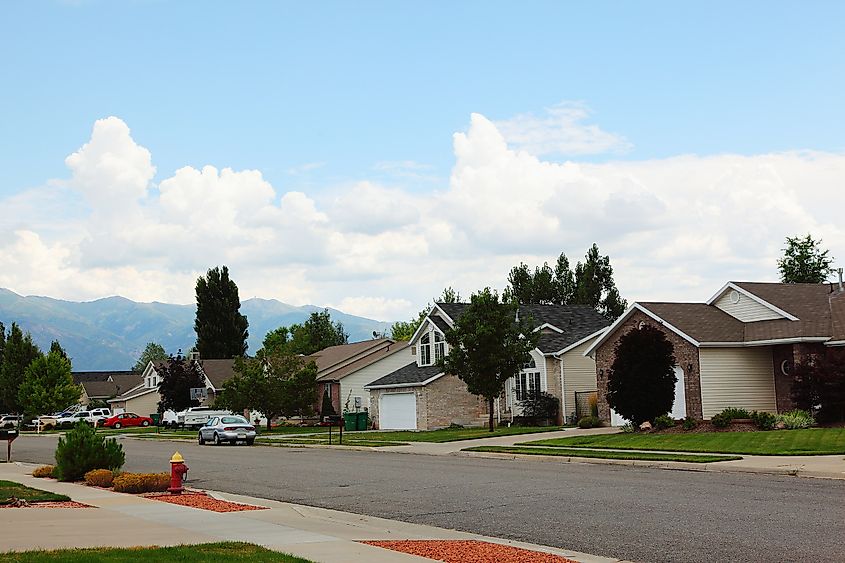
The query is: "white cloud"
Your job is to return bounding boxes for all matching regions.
[494,101,631,157]
[2,113,845,324]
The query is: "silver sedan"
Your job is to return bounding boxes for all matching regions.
[197,415,256,446]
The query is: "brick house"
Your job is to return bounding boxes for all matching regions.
[586,280,845,424]
[365,302,610,430]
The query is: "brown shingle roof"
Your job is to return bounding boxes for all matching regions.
[196,359,236,390]
[308,338,394,374]
[316,342,411,382]
[732,282,834,340]
[831,292,845,341]
[639,303,745,343]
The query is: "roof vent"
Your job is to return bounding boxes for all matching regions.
[729,290,741,304]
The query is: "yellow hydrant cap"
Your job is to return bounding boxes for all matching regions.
[170,451,184,463]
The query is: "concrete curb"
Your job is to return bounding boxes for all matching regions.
[458,450,845,480]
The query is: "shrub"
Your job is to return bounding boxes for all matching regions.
[653,414,675,430]
[577,416,601,429]
[32,465,54,478]
[53,422,125,481]
[777,409,815,429]
[84,469,116,488]
[112,472,170,494]
[518,392,560,426]
[792,348,845,422]
[711,407,751,428]
[682,417,698,431]
[588,393,599,418]
[619,423,635,433]
[750,410,777,431]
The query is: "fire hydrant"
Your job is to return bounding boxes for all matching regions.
[168,451,189,495]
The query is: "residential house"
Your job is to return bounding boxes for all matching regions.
[365,303,610,430]
[72,371,142,406]
[311,338,410,415]
[586,280,845,424]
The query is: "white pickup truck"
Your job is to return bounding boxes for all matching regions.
[177,406,233,429]
[56,408,112,428]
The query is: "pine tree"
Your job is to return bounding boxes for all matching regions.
[0,323,42,413]
[194,265,249,359]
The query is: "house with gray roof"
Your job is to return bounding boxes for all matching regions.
[72,370,142,405]
[365,302,611,430]
[586,278,845,424]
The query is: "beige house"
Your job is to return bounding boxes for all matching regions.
[73,371,141,406]
[365,303,610,430]
[586,280,845,424]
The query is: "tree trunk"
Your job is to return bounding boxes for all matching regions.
[266,415,273,431]
[488,397,495,432]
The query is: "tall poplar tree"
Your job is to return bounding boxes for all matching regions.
[0,323,42,413]
[194,265,249,359]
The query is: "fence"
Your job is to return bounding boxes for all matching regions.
[574,390,598,420]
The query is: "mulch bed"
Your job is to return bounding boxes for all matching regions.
[655,420,759,433]
[361,540,577,563]
[0,500,92,509]
[144,491,266,512]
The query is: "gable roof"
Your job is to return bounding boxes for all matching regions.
[73,371,141,400]
[308,338,394,374]
[195,359,236,390]
[365,363,443,388]
[316,341,411,382]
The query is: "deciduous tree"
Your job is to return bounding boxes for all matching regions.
[792,348,845,422]
[777,234,834,284]
[194,265,249,359]
[157,356,205,413]
[18,351,81,419]
[132,342,168,373]
[391,287,462,341]
[606,325,677,426]
[439,288,538,431]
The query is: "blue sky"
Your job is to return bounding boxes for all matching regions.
[1,1,844,320]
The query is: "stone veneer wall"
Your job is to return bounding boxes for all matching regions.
[544,356,564,425]
[595,310,703,422]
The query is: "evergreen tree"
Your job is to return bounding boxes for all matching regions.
[50,340,69,360]
[0,323,42,413]
[440,288,538,431]
[777,234,834,283]
[132,342,169,373]
[0,321,6,367]
[18,351,81,419]
[194,265,249,359]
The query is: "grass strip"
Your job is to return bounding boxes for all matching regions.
[464,446,741,463]
[343,426,566,443]
[0,480,70,504]
[0,541,314,562]
[256,438,407,447]
[522,427,845,456]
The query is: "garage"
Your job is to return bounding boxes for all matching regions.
[378,392,417,430]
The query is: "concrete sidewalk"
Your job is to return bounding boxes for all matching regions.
[0,462,624,563]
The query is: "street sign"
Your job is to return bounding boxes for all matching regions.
[190,387,208,401]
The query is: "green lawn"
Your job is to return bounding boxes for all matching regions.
[257,426,330,435]
[0,480,70,505]
[464,445,741,463]
[1,542,314,562]
[256,437,407,447]
[523,427,845,456]
[344,426,565,443]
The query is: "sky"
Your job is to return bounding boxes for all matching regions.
[1,1,844,322]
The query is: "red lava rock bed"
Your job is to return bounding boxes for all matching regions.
[361,540,577,563]
[143,491,266,513]
[1,500,92,509]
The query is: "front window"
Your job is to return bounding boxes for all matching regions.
[515,359,541,401]
[420,333,432,366]
[434,331,446,362]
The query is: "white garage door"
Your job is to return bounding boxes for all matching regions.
[379,393,417,430]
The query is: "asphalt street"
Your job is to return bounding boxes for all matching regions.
[12,435,845,563]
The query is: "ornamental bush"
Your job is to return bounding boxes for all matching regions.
[682,417,698,431]
[112,472,170,494]
[653,414,675,430]
[32,465,54,478]
[750,411,777,431]
[577,416,601,429]
[84,469,116,488]
[54,422,125,481]
[711,407,751,428]
[776,409,815,429]
[518,391,560,426]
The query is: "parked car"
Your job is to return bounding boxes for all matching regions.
[34,415,59,430]
[0,415,22,429]
[57,411,102,427]
[197,415,256,446]
[101,412,153,429]
[89,408,112,422]
[178,406,233,429]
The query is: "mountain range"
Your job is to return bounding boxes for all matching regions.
[0,288,393,371]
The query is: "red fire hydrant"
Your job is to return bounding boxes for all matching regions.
[168,451,189,495]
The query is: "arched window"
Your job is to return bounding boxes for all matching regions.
[420,332,432,366]
[515,356,541,401]
[434,331,446,362]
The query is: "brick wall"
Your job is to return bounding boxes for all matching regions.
[772,344,795,413]
[595,310,702,422]
[424,374,488,429]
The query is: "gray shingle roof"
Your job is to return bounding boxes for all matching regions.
[365,363,439,388]
[429,315,451,334]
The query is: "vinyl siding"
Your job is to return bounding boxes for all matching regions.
[713,290,783,322]
[340,347,416,412]
[121,390,161,417]
[699,347,776,418]
[560,339,599,420]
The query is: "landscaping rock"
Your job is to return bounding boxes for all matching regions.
[639,421,652,431]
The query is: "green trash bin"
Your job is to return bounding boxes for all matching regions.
[356,411,368,431]
[149,413,161,426]
[343,412,357,431]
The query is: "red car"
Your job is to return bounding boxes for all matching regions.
[102,412,153,429]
